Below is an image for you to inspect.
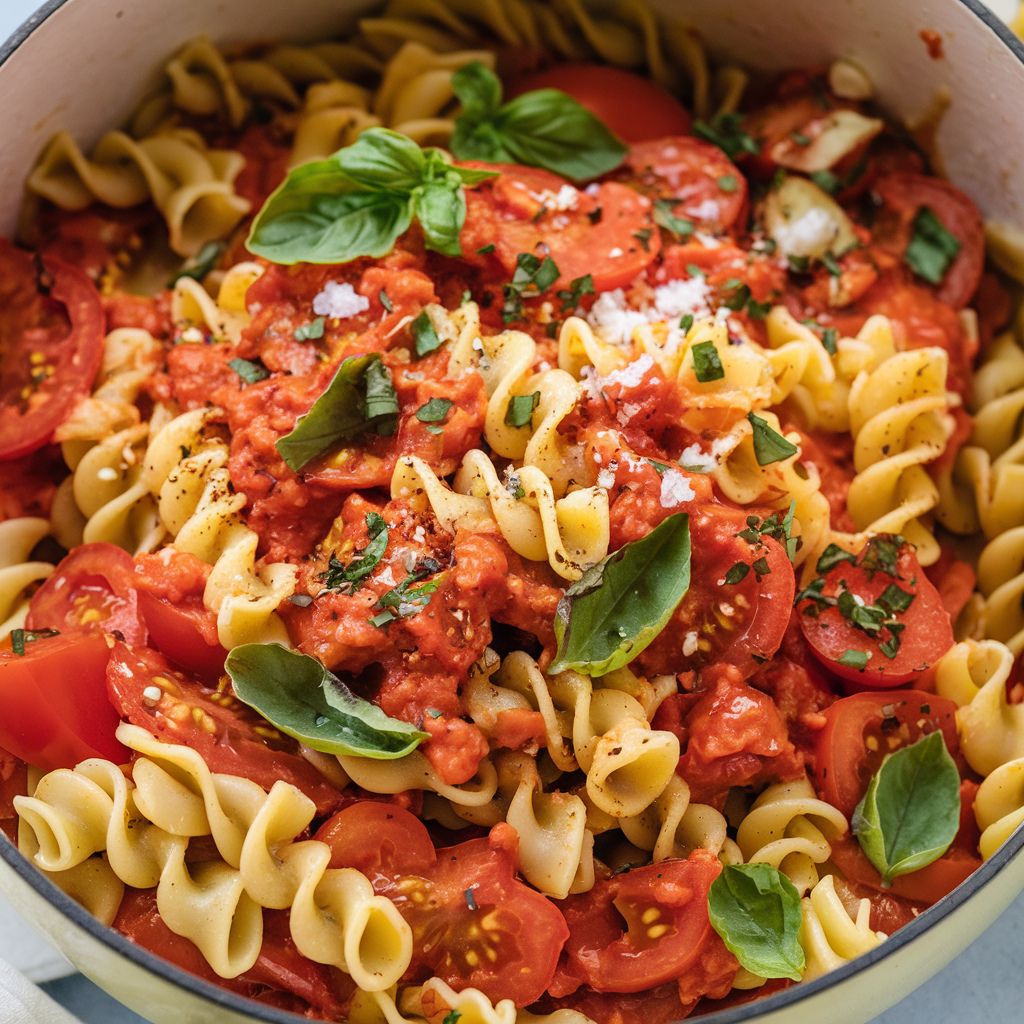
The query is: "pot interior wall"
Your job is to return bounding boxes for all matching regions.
[1,0,1023,234]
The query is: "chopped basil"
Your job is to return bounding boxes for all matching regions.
[790,130,812,146]
[321,512,389,593]
[442,1011,461,1024]
[276,353,398,472]
[505,391,541,428]
[724,562,750,585]
[378,289,393,312]
[168,240,225,285]
[839,648,869,669]
[747,413,799,465]
[821,326,838,354]
[787,254,810,274]
[416,397,453,424]
[679,313,695,332]
[708,864,804,981]
[550,512,691,676]
[9,628,59,656]
[633,227,653,251]
[502,252,560,323]
[821,251,841,276]
[228,357,270,384]
[691,340,725,383]
[879,583,914,613]
[717,174,738,193]
[370,610,396,628]
[809,169,841,195]
[557,273,594,311]
[905,206,961,285]
[374,559,443,623]
[476,243,496,254]
[693,113,760,160]
[450,62,627,181]
[737,504,798,563]
[852,731,960,885]
[653,199,694,238]
[226,643,427,758]
[752,556,771,580]
[426,707,444,719]
[816,543,857,573]
[647,459,670,475]
[411,310,443,357]
[294,317,326,341]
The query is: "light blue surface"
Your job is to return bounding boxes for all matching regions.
[2,0,1024,1021]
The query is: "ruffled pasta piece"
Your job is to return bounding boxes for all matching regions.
[27,128,249,257]
[0,518,54,638]
[935,639,1024,776]
[392,452,607,581]
[171,260,262,344]
[17,723,413,988]
[735,778,848,896]
[800,874,886,980]
[338,748,499,808]
[975,757,1024,860]
[141,408,295,648]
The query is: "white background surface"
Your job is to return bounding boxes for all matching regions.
[1,0,1024,1021]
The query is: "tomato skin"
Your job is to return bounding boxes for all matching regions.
[0,246,105,460]
[510,65,692,143]
[27,543,147,646]
[798,541,954,687]
[106,643,342,815]
[553,851,727,994]
[812,689,960,817]
[873,172,984,309]
[461,163,659,292]
[318,804,568,1006]
[0,631,126,771]
[623,137,747,232]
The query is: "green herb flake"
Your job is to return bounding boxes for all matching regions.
[653,199,694,238]
[839,649,869,669]
[752,556,771,580]
[416,397,453,424]
[790,131,812,146]
[168,240,225,286]
[442,1012,461,1024]
[228,358,270,384]
[464,888,478,911]
[633,227,654,251]
[557,273,595,311]
[411,310,443,358]
[370,610,397,628]
[9,628,59,657]
[679,313,695,332]
[505,391,541,428]
[822,251,841,277]
[717,174,739,193]
[693,113,760,160]
[747,413,799,466]
[691,340,725,383]
[787,254,810,274]
[724,562,750,585]
[810,169,841,195]
[816,543,857,573]
[379,289,393,312]
[905,206,961,285]
[476,243,496,254]
[294,317,326,341]
[321,512,389,593]
[821,326,838,355]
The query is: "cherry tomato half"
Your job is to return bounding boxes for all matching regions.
[318,802,568,1006]
[27,543,147,645]
[798,538,953,687]
[0,243,104,461]
[0,631,125,771]
[461,163,659,293]
[510,65,692,143]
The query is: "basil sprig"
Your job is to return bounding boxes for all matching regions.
[276,353,398,472]
[247,128,496,265]
[226,644,427,759]
[852,730,960,885]
[905,206,961,286]
[708,864,805,981]
[450,62,627,182]
[550,512,691,676]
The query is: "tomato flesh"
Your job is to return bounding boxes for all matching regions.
[318,803,568,1006]
[510,65,692,143]
[0,631,126,771]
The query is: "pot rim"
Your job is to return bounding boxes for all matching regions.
[1,0,1024,1021]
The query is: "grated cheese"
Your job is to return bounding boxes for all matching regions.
[659,468,696,507]
[312,281,370,319]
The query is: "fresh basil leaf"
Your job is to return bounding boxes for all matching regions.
[550,512,691,676]
[276,353,397,471]
[691,340,724,383]
[228,357,269,384]
[505,391,540,428]
[294,317,326,341]
[451,63,626,182]
[415,178,467,256]
[724,562,750,585]
[322,512,389,592]
[747,413,799,465]
[226,643,426,759]
[708,864,805,981]
[852,730,960,885]
[905,206,961,286]
[336,128,427,192]
[416,397,453,423]
[653,200,694,239]
[248,160,413,265]
[169,240,225,285]
[693,113,760,159]
[411,311,443,357]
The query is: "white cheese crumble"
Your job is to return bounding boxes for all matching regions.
[312,281,370,319]
[771,206,837,259]
[597,467,617,490]
[585,278,714,346]
[682,631,699,657]
[528,184,579,211]
[659,468,696,507]
[688,198,721,222]
[608,247,624,258]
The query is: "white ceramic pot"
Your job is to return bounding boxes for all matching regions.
[2,1,1024,1022]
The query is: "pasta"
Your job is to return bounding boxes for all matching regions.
[1,1,1020,1019]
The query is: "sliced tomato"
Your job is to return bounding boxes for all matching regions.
[0,243,104,460]
[461,163,659,292]
[742,94,830,177]
[318,804,567,1006]
[798,538,954,687]
[622,137,747,233]
[636,506,795,678]
[27,543,147,645]
[543,983,707,1024]
[509,65,691,143]
[872,172,984,308]
[115,891,352,1017]
[812,689,960,817]
[105,643,342,815]
[134,551,226,680]
[551,851,726,994]
[0,631,125,771]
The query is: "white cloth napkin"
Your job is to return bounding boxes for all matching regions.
[0,958,80,1024]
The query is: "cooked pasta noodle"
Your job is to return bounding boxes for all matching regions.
[0,518,53,638]
[799,874,886,981]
